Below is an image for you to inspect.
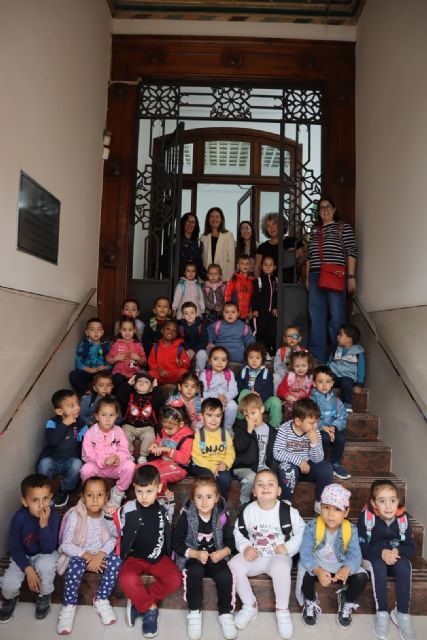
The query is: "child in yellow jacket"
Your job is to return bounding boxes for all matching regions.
[190,398,235,498]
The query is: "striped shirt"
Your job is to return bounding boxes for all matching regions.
[273,420,324,466]
[307,222,357,271]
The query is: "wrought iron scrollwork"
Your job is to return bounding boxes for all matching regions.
[210,87,252,120]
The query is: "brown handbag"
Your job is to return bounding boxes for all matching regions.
[317,225,346,292]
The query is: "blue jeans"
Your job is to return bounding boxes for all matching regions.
[308,272,346,363]
[37,457,82,492]
[321,428,346,464]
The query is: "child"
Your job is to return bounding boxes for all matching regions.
[114,297,145,343]
[106,317,147,388]
[173,476,237,640]
[273,398,333,514]
[146,404,194,486]
[172,260,205,320]
[142,296,172,358]
[81,397,135,509]
[311,365,350,480]
[224,254,254,321]
[79,372,122,427]
[252,255,278,358]
[178,301,208,372]
[236,342,282,429]
[148,319,191,385]
[0,474,59,623]
[37,389,88,507]
[202,263,227,325]
[273,325,304,392]
[201,302,255,367]
[233,393,278,508]
[328,323,365,412]
[229,469,305,639]
[297,483,367,628]
[190,398,236,498]
[56,477,121,634]
[198,347,238,432]
[278,350,314,421]
[116,372,158,464]
[69,317,111,396]
[168,372,203,431]
[116,465,182,638]
[357,479,416,640]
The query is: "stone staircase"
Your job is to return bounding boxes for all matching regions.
[2,387,427,614]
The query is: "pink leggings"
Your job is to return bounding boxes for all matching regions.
[80,459,135,492]
[228,552,292,610]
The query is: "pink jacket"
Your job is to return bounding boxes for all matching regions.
[82,424,133,468]
[107,339,146,377]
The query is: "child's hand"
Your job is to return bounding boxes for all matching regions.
[103,505,117,516]
[104,455,119,466]
[217,462,227,472]
[158,368,168,378]
[38,504,51,528]
[332,566,350,584]
[128,375,136,386]
[196,550,209,564]
[322,426,335,441]
[86,551,106,573]
[176,358,185,367]
[207,342,215,350]
[314,567,332,587]
[171,310,177,319]
[218,394,227,406]
[116,352,127,362]
[149,444,161,457]
[252,311,259,318]
[25,566,41,592]
[244,546,259,561]
[286,394,297,402]
[272,308,278,318]
[274,544,288,555]
[382,548,400,565]
[299,461,310,474]
[129,351,140,361]
[307,426,319,445]
[353,385,362,394]
[187,349,195,360]
[210,550,226,563]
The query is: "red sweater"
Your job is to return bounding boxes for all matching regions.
[148,337,191,375]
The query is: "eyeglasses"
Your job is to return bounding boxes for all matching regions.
[286,333,300,340]
[319,205,333,211]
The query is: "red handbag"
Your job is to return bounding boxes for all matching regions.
[317,226,346,292]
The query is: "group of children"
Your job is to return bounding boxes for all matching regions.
[0,261,416,640]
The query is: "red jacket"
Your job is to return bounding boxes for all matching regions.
[148,337,191,374]
[224,272,254,319]
[154,424,194,467]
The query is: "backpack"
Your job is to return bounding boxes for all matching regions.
[363,506,408,543]
[198,425,227,453]
[178,322,203,339]
[153,342,184,358]
[204,366,232,390]
[214,320,249,338]
[238,500,293,541]
[315,516,352,552]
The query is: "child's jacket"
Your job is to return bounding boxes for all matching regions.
[199,368,238,402]
[311,388,348,431]
[142,315,170,357]
[82,424,134,468]
[114,499,171,561]
[191,427,235,472]
[39,416,88,461]
[203,281,226,314]
[107,339,146,378]
[299,517,362,575]
[328,344,365,384]
[252,273,278,314]
[277,372,313,401]
[207,319,255,362]
[232,420,277,472]
[178,318,208,352]
[148,337,191,374]
[9,506,59,571]
[153,424,194,467]
[116,385,157,429]
[79,392,122,427]
[357,505,416,562]
[172,278,205,319]
[75,337,111,370]
[225,272,254,319]
[273,420,324,466]
[237,365,274,402]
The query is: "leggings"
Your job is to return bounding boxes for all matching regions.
[63,552,122,605]
[183,558,234,614]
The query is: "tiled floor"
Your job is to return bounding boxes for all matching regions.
[1,605,426,640]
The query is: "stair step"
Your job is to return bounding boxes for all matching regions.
[334,387,369,413]
[346,413,378,441]
[340,441,391,474]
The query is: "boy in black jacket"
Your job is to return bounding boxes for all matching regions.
[178,301,208,372]
[36,389,88,508]
[233,393,277,508]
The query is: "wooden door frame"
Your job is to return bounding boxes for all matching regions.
[98,35,355,334]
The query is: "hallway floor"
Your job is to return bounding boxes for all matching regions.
[1,604,426,640]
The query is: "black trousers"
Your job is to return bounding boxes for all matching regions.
[184,558,234,614]
[254,312,277,356]
[302,570,367,603]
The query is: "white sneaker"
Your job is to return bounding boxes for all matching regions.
[219,613,237,640]
[187,610,202,640]
[276,610,293,639]
[314,500,322,515]
[137,455,147,464]
[107,485,125,509]
[234,603,258,629]
[93,598,117,625]
[57,604,76,635]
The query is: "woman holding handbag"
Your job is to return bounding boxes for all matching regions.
[305,197,357,363]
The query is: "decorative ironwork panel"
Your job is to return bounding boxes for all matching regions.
[283,88,322,124]
[210,87,252,120]
[138,84,181,119]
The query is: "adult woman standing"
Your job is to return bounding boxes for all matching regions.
[179,212,206,279]
[200,207,235,282]
[306,196,357,363]
[254,212,298,282]
[235,220,257,274]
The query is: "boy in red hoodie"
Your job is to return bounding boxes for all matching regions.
[148,320,191,384]
[224,254,254,321]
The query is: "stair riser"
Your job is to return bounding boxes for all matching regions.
[347,414,378,441]
[340,446,391,474]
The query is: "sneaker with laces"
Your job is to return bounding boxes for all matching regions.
[57,604,76,635]
[107,485,125,509]
[142,607,159,638]
[302,598,321,627]
[0,596,18,623]
[276,609,293,639]
[35,593,51,620]
[234,603,258,629]
[137,455,147,464]
[390,608,416,640]
[187,610,202,640]
[93,598,116,625]
[336,589,358,628]
[219,613,237,640]
[54,490,69,508]
[374,611,390,640]
[126,599,139,628]
[332,463,352,480]
[313,500,322,515]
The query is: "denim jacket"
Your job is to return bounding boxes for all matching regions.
[299,517,362,575]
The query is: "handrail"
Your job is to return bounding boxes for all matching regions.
[353,296,427,423]
[0,288,96,435]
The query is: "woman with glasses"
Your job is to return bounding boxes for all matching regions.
[306,197,357,362]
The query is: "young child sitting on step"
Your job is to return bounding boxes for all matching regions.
[328,323,365,412]
[148,319,191,385]
[198,347,238,433]
[273,325,304,392]
[114,297,145,343]
[277,350,313,421]
[69,317,111,396]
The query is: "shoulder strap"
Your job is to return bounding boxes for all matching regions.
[237,505,249,540]
[341,519,352,552]
[214,320,222,337]
[178,324,185,338]
[154,342,159,355]
[243,324,249,336]
[175,433,194,450]
[205,368,212,390]
[315,515,326,548]
[280,346,287,363]
[199,426,206,452]
[224,368,232,387]
[198,322,203,336]
[257,276,262,290]
[364,507,375,542]
[81,338,90,360]
[397,514,408,541]
[278,500,293,542]
[220,425,227,448]
[178,344,184,358]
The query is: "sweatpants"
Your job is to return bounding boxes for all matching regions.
[189,464,231,499]
[1,552,58,599]
[302,568,368,603]
[278,459,333,501]
[237,389,282,429]
[119,555,182,613]
[80,459,135,492]
[183,558,234,614]
[233,468,256,504]
[321,428,346,464]
[122,424,156,458]
[63,552,121,605]
[229,552,292,610]
[362,557,412,613]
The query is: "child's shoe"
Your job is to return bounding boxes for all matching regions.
[313,500,322,515]
[234,603,258,629]
[390,608,416,640]
[187,610,202,640]
[276,609,293,639]
[0,596,18,623]
[54,490,69,508]
[93,598,116,625]
[336,589,358,628]
[344,403,353,414]
[332,463,351,480]
[126,599,139,627]
[35,593,51,620]
[137,455,147,464]
[374,611,390,640]
[107,485,125,509]
[142,607,159,638]
[301,598,321,627]
[57,604,76,635]
[219,613,237,640]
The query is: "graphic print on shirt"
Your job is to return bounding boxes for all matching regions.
[148,508,165,560]
[249,522,284,557]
